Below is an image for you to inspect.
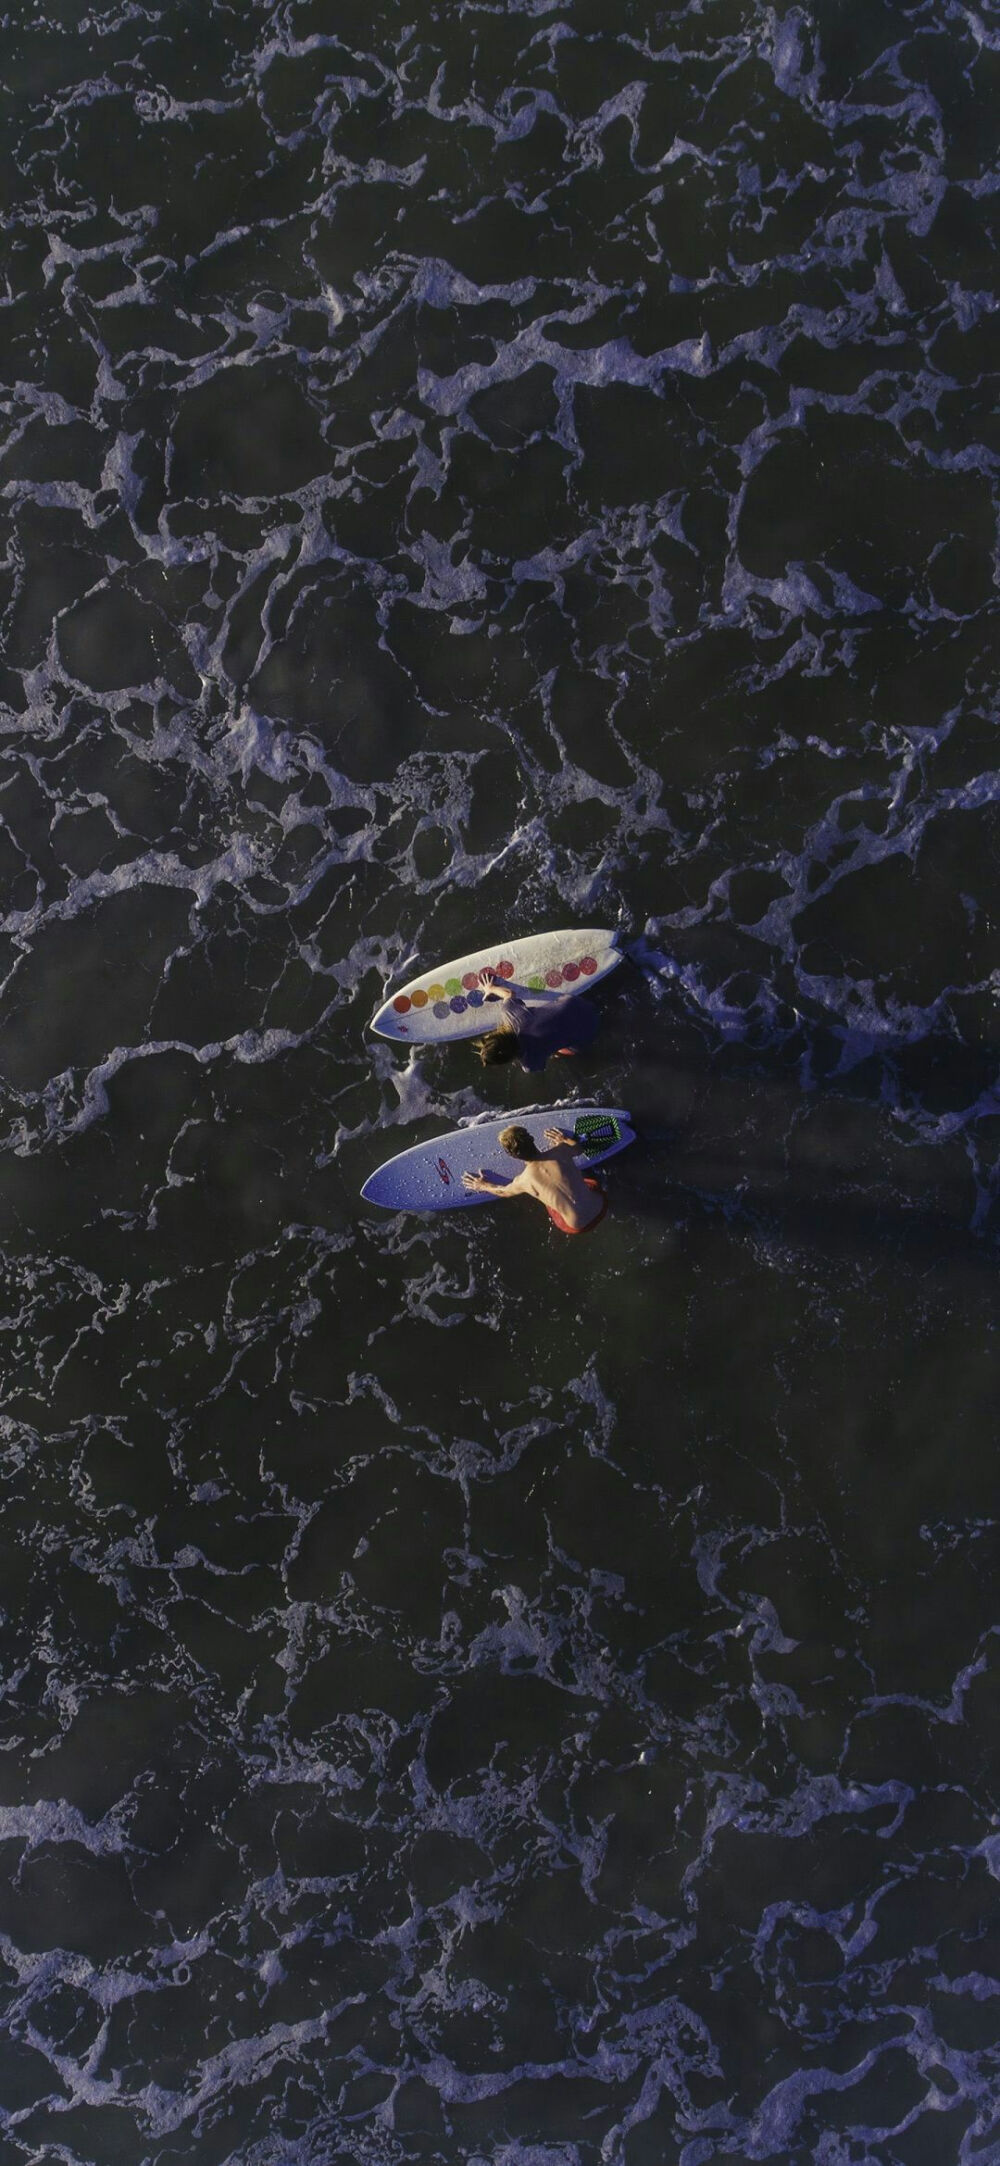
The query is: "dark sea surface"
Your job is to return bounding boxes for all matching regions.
[0,1,999,2160]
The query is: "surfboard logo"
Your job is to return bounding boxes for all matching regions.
[437,1158,452,1184]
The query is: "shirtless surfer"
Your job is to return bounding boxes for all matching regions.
[462,1124,607,1235]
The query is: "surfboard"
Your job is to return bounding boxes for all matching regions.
[370,928,623,1044]
[361,1107,635,1212]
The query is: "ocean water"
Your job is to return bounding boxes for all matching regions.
[0,1,999,2160]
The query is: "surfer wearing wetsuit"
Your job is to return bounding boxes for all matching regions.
[462,1124,608,1235]
[473,967,599,1071]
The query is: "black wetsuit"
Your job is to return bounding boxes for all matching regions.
[501,992,599,1072]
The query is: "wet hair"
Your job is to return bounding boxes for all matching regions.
[474,1029,520,1066]
[499,1124,539,1161]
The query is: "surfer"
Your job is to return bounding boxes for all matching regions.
[462,1124,608,1235]
[472,967,599,1072]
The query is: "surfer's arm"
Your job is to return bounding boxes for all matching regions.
[462,1168,523,1197]
[480,972,550,1011]
[543,1126,577,1155]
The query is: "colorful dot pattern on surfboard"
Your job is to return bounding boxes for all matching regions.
[390,953,599,1021]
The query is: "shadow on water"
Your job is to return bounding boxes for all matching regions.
[431,969,1000,1278]
[589,1010,1000,1281]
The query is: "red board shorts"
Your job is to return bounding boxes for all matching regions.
[547,1176,608,1237]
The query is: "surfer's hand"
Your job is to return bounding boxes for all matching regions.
[544,1126,575,1148]
[464,1168,514,1199]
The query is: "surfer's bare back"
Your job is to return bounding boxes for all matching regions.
[462,1124,607,1236]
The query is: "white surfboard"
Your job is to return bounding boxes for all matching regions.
[370,927,623,1044]
[361,1107,634,1212]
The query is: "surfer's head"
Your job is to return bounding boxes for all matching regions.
[499,1125,538,1161]
[474,1029,520,1065]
